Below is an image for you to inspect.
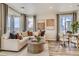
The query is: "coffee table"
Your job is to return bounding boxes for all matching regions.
[27,40,45,54]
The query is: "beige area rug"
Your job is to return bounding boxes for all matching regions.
[47,40,79,56]
[0,43,49,56]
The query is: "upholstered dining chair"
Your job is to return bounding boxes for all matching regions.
[66,31,72,47]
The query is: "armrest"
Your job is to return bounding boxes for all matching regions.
[1,39,20,50]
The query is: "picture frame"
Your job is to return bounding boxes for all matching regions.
[46,19,55,29]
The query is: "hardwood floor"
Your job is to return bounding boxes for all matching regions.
[47,40,79,56]
[0,40,79,56]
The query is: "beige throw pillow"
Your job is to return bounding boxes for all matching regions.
[21,32,28,37]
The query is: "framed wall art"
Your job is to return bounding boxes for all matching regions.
[46,19,55,29]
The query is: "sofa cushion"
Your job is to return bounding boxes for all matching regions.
[19,36,23,40]
[27,31,33,36]
[9,33,16,39]
[21,32,28,37]
[33,30,41,36]
[16,33,19,39]
[19,37,28,43]
[2,34,9,39]
[16,33,23,40]
[40,31,45,36]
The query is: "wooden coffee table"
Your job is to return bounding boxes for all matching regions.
[27,40,45,54]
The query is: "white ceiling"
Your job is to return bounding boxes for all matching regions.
[7,3,79,15]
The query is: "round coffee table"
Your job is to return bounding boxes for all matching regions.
[27,40,45,54]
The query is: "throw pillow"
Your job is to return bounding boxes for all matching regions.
[16,33,23,40]
[16,33,20,39]
[19,36,23,40]
[40,31,45,36]
[28,31,33,36]
[9,33,16,39]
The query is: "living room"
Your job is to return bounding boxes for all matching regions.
[0,3,57,56]
[1,3,79,56]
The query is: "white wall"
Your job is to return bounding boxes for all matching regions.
[8,7,20,16]
[36,13,57,40]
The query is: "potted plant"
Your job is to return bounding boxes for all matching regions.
[71,21,79,33]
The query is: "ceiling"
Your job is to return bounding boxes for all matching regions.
[7,3,79,15]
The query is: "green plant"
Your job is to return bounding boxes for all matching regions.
[35,36,41,42]
[71,21,79,33]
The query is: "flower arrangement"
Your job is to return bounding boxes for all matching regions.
[35,36,41,42]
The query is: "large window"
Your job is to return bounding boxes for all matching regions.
[59,14,73,34]
[14,16,20,32]
[27,16,34,31]
[7,16,20,33]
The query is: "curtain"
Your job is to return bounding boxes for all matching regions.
[10,15,14,33]
[73,12,77,21]
[0,3,8,49]
[23,14,27,32]
[56,14,60,41]
[33,15,37,31]
[2,4,8,34]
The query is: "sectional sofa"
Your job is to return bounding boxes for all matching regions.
[1,32,29,51]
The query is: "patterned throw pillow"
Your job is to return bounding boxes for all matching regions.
[21,32,28,37]
[16,33,23,40]
[27,31,33,36]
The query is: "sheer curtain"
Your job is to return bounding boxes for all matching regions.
[7,16,20,33]
[27,16,34,32]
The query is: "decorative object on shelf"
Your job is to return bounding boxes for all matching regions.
[71,21,79,33]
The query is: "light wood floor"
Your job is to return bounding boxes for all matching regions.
[47,40,79,56]
[0,40,79,56]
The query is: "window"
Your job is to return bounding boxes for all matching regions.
[27,16,34,31]
[7,16,20,33]
[14,16,20,32]
[59,14,73,34]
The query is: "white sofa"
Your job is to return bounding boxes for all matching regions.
[1,33,29,51]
